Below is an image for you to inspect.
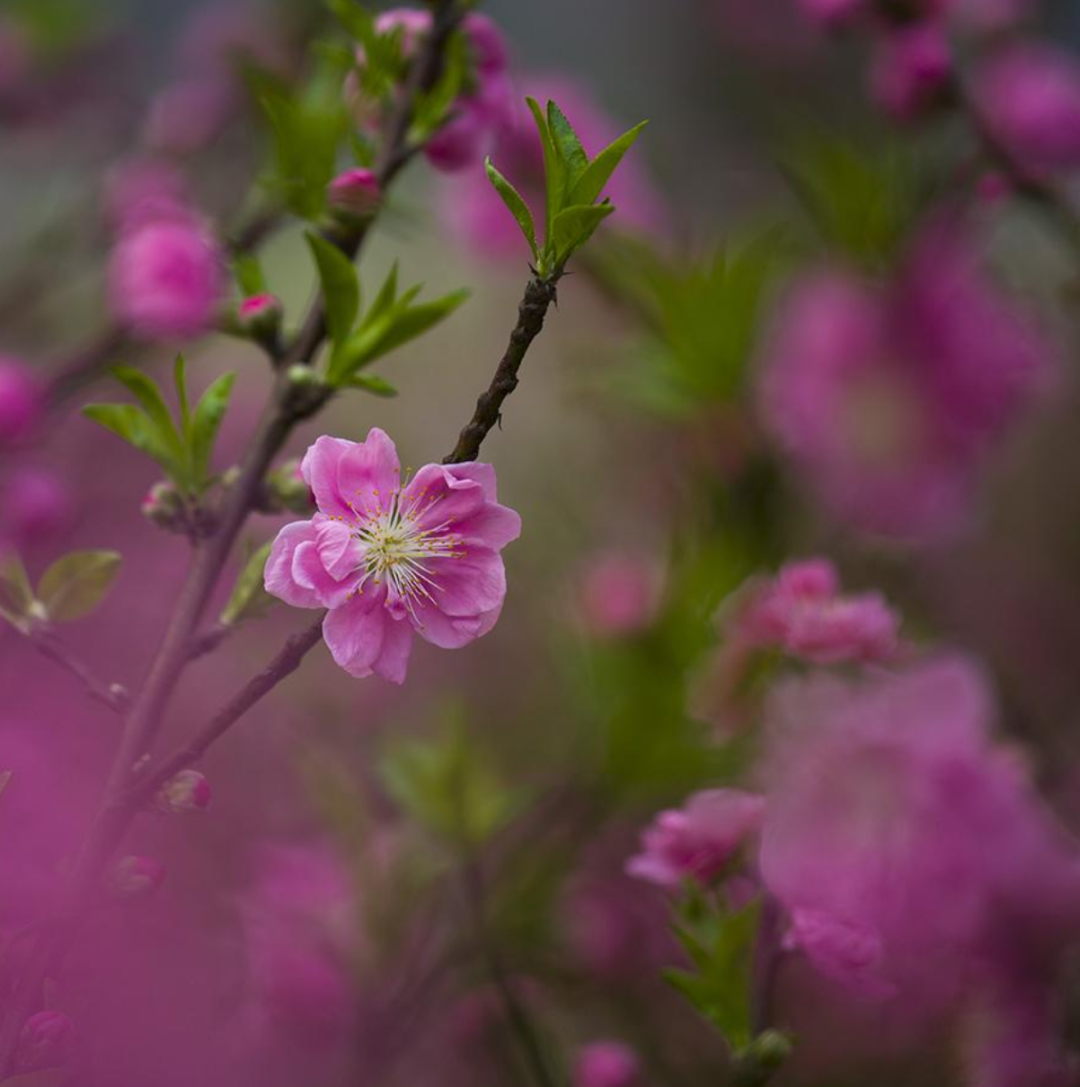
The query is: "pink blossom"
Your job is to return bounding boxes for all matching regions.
[264,430,522,684]
[441,74,666,258]
[238,293,283,339]
[973,44,1080,177]
[758,227,1056,541]
[626,788,766,889]
[154,769,211,814]
[240,842,358,1048]
[2,466,72,549]
[574,1041,641,1087]
[577,553,659,637]
[760,657,1080,1012]
[0,358,43,446]
[15,1010,73,1072]
[869,22,952,121]
[737,558,899,664]
[327,168,382,219]
[109,217,225,341]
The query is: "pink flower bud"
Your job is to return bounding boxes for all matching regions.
[239,292,284,340]
[870,22,952,122]
[327,168,382,220]
[3,466,72,548]
[141,480,187,532]
[155,769,211,814]
[574,1041,641,1087]
[15,1010,73,1072]
[577,553,659,638]
[0,358,43,446]
[463,13,509,76]
[110,855,165,897]
[973,44,1080,176]
[109,217,226,341]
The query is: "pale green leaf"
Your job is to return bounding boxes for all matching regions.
[484,157,538,260]
[37,550,122,623]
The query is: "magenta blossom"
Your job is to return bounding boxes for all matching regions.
[758,227,1056,541]
[577,552,659,637]
[102,158,189,233]
[973,44,1080,177]
[109,216,225,341]
[626,788,766,889]
[16,1010,73,1073]
[265,430,521,684]
[760,657,1080,1013]
[869,22,952,121]
[737,557,899,664]
[0,358,43,446]
[1,466,72,549]
[327,168,382,219]
[574,1041,641,1087]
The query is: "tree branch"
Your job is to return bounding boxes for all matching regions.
[29,628,129,714]
[444,273,560,465]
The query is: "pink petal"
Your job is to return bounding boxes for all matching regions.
[424,547,507,617]
[301,430,400,521]
[265,521,322,608]
[403,463,522,549]
[322,591,392,678]
[314,518,363,580]
[371,610,413,684]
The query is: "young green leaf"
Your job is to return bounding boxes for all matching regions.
[173,355,191,433]
[571,119,648,208]
[346,374,399,397]
[552,202,615,263]
[526,97,562,260]
[83,404,185,483]
[547,99,588,199]
[484,157,538,260]
[190,372,237,486]
[233,252,268,297]
[305,232,360,347]
[37,550,122,623]
[112,367,187,474]
[220,540,274,626]
[365,262,400,328]
[0,552,34,628]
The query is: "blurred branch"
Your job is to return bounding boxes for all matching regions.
[443,272,561,464]
[28,627,129,714]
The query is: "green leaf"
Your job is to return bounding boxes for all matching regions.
[112,367,187,477]
[526,97,561,260]
[0,552,34,627]
[220,541,274,626]
[484,158,538,260]
[571,120,648,208]
[305,232,360,347]
[365,262,399,328]
[552,202,615,263]
[347,374,399,397]
[233,252,268,297]
[190,372,236,488]
[173,355,191,433]
[547,99,588,200]
[37,550,122,623]
[83,404,184,482]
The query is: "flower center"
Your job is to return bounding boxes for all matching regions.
[351,485,464,619]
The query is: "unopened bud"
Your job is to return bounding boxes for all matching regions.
[16,1010,73,1072]
[155,769,211,814]
[327,168,382,222]
[110,855,165,897]
[265,458,315,515]
[238,292,283,342]
[0,358,43,447]
[141,481,187,533]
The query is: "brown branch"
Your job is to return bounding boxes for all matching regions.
[29,628,129,714]
[444,274,560,465]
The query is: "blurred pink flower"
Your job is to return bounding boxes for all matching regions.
[109,216,226,340]
[737,558,899,664]
[0,358,43,446]
[758,227,1056,541]
[265,429,522,683]
[16,1010,73,1073]
[869,22,952,121]
[327,168,382,220]
[240,841,358,1049]
[973,44,1080,177]
[574,1040,641,1087]
[441,74,666,259]
[103,158,190,233]
[577,553,659,637]
[2,465,73,549]
[626,788,765,889]
[760,657,1080,1012]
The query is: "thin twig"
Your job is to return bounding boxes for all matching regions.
[29,628,129,714]
[443,273,561,464]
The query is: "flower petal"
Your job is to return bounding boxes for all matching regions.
[301,430,400,521]
[322,590,389,678]
[402,462,521,550]
[424,547,507,617]
[265,521,322,608]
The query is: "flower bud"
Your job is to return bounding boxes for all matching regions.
[265,458,316,515]
[238,292,283,343]
[577,554,659,638]
[155,769,211,814]
[3,466,71,547]
[327,168,382,222]
[15,1010,73,1072]
[0,358,43,446]
[110,855,165,897]
[870,23,952,122]
[141,480,188,533]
